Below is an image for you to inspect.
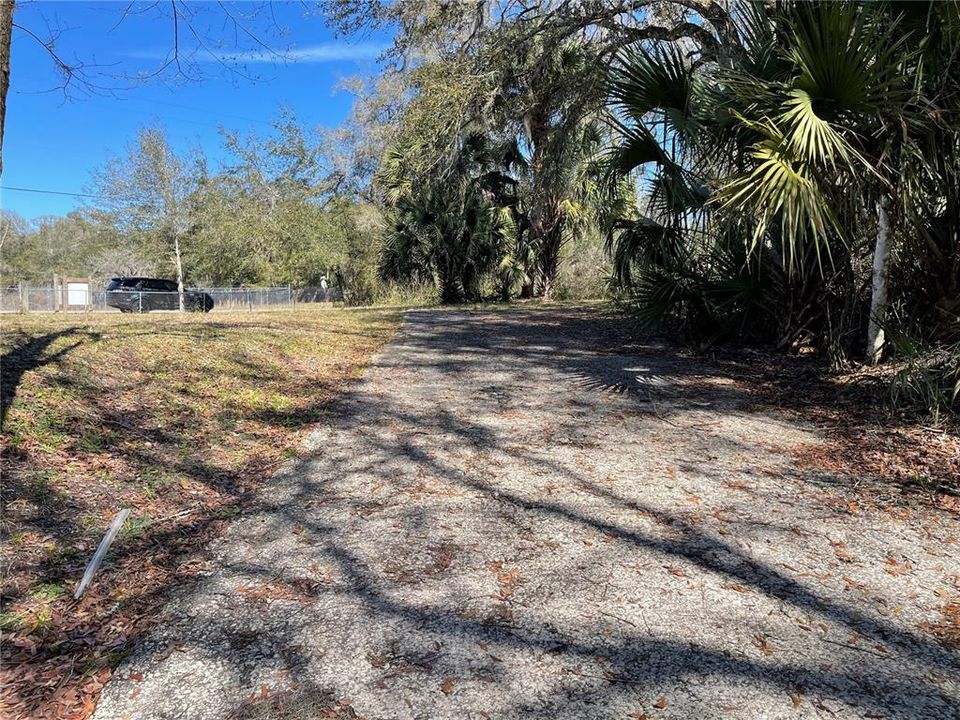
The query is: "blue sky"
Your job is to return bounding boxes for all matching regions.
[2,1,388,219]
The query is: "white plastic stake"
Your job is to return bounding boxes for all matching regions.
[74,509,130,600]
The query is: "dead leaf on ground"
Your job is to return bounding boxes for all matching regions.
[752,633,774,656]
[884,556,913,576]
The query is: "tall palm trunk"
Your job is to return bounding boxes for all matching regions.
[866,199,892,364]
[536,221,563,299]
[525,111,563,299]
[529,200,565,298]
[0,0,14,176]
[435,252,462,304]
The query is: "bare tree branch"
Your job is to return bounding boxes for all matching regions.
[622,22,720,58]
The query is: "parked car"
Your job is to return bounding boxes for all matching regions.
[105,277,214,313]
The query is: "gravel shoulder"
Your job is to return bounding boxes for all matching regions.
[93,307,960,720]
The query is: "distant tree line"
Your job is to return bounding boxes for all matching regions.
[0,111,391,304]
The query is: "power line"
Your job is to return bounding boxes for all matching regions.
[1,185,100,198]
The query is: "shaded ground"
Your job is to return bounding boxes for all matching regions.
[705,347,960,514]
[90,307,959,719]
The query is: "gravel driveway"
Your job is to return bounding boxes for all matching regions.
[93,308,959,720]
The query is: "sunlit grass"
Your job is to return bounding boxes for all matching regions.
[1,306,402,614]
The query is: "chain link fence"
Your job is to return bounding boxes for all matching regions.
[0,284,342,313]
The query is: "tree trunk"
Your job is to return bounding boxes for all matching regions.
[536,223,563,300]
[524,110,561,300]
[435,260,461,304]
[173,235,186,312]
[866,200,892,365]
[539,268,553,300]
[0,0,14,176]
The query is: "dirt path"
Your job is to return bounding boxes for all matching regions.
[93,308,959,720]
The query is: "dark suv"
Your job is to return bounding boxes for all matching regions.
[105,278,214,313]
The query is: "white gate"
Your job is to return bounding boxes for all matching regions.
[67,282,90,307]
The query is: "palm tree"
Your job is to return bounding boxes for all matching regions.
[492,37,611,298]
[378,133,522,303]
[604,0,957,359]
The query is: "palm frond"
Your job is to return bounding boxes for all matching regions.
[609,42,698,140]
[714,117,841,270]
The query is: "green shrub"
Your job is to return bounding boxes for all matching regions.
[886,320,960,424]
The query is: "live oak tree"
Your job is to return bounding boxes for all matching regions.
[185,111,364,289]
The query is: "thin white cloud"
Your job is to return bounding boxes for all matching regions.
[127,42,385,65]
[225,42,386,64]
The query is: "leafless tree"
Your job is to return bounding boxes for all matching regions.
[0,1,289,171]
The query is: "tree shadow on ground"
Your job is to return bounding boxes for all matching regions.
[0,313,399,719]
[207,405,957,716]
[93,308,958,719]
[1,327,101,425]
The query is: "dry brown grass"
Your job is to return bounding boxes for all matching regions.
[0,307,401,720]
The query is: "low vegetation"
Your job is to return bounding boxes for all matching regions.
[0,307,401,719]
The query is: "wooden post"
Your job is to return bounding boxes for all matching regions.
[17,281,23,314]
[61,276,68,314]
